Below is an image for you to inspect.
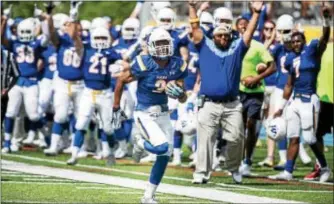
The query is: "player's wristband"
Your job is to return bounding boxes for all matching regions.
[278,98,288,110]
[323,18,331,27]
[189,18,199,24]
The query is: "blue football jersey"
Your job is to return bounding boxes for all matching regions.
[56,31,83,81]
[131,55,187,106]
[40,44,57,80]
[110,25,121,41]
[169,29,189,57]
[270,43,291,89]
[285,40,321,95]
[113,37,138,55]
[242,5,268,41]
[185,42,199,91]
[82,46,122,90]
[7,35,47,77]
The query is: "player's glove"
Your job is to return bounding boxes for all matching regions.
[3,4,12,18]
[111,107,128,129]
[34,4,43,18]
[165,81,185,99]
[44,2,55,15]
[69,0,82,21]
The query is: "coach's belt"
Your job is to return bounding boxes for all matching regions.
[294,93,313,103]
[204,96,237,103]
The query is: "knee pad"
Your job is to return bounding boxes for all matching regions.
[103,124,113,136]
[54,111,68,124]
[75,117,89,131]
[302,128,317,145]
[28,113,40,122]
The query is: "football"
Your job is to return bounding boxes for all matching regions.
[256,63,267,74]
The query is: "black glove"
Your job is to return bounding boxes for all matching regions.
[44,1,55,15]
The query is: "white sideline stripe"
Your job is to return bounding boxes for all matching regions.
[107,191,142,194]
[1,171,22,174]
[2,174,49,178]
[2,200,71,204]
[1,181,105,186]
[215,187,333,193]
[76,186,126,190]
[23,178,75,182]
[2,160,300,203]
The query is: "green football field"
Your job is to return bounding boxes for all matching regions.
[1,141,333,203]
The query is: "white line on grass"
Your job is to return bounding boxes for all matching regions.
[107,191,143,195]
[2,174,49,178]
[1,181,105,186]
[215,187,333,193]
[23,178,76,182]
[76,186,126,190]
[1,171,22,174]
[2,160,301,203]
[1,200,72,204]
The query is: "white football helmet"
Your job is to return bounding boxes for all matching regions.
[176,112,196,135]
[157,7,176,31]
[53,13,70,30]
[276,14,294,42]
[200,11,214,25]
[91,17,108,31]
[213,7,233,28]
[80,20,91,31]
[151,1,171,21]
[17,19,35,42]
[266,117,287,141]
[90,27,111,49]
[148,28,174,59]
[121,18,140,40]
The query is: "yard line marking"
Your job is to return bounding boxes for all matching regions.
[23,178,75,182]
[2,174,49,178]
[107,191,143,195]
[1,181,105,186]
[2,160,301,203]
[76,186,126,190]
[215,187,333,193]
[2,200,73,204]
[156,197,196,200]
[1,171,22,174]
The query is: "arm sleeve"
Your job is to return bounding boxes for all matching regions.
[237,38,250,58]
[130,56,147,79]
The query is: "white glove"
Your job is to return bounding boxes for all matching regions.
[112,108,128,130]
[34,4,43,18]
[69,1,82,21]
[3,4,12,18]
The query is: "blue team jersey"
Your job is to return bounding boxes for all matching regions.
[7,36,47,77]
[185,42,199,91]
[82,46,121,90]
[131,55,187,106]
[169,29,189,57]
[270,43,291,89]
[110,25,121,41]
[56,31,83,81]
[195,36,249,100]
[264,44,278,86]
[201,25,214,39]
[285,40,321,95]
[113,37,137,55]
[242,5,268,41]
[40,45,57,80]
[81,31,90,45]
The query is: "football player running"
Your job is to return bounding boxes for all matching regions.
[44,1,84,156]
[1,7,49,153]
[112,28,188,203]
[269,2,332,182]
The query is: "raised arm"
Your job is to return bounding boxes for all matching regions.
[243,1,263,47]
[188,0,203,44]
[317,2,332,56]
[1,5,12,48]
[129,0,144,18]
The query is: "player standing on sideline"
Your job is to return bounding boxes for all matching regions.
[235,17,276,176]
[112,28,188,203]
[304,34,333,181]
[189,0,263,184]
[43,1,84,156]
[269,2,332,182]
[1,6,49,153]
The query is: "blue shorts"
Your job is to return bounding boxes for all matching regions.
[240,91,264,120]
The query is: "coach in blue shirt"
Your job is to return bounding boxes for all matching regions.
[188,0,264,184]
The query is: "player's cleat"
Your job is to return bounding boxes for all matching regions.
[140,154,157,163]
[44,148,58,156]
[239,163,251,176]
[93,152,103,160]
[268,170,293,181]
[192,173,209,184]
[115,140,128,159]
[1,147,10,154]
[273,160,286,171]
[140,196,158,204]
[22,132,36,145]
[319,167,331,183]
[258,157,274,167]
[169,159,181,167]
[10,143,20,152]
[304,164,320,181]
[77,150,89,158]
[132,134,145,163]
[232,171,242,184]
[62,146,73,154]
[66,157,78,166]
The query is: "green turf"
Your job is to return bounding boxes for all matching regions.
[1,142,333,203]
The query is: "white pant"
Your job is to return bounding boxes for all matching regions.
[38,78,54,115]
[121,90,135,119]
[134,106,174,156]
[286,94,320,145]
[6,84,39,121]
[75,87,113,135]
[263,86,275,110]
[53,76,83,123]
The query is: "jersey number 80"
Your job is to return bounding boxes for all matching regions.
[63,49,81,68]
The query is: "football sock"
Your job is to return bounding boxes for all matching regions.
[173,130,182,149]
[73,130,86,148]
[149,155,169,185]
[4,117,14,134]
[285,159,295,173]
